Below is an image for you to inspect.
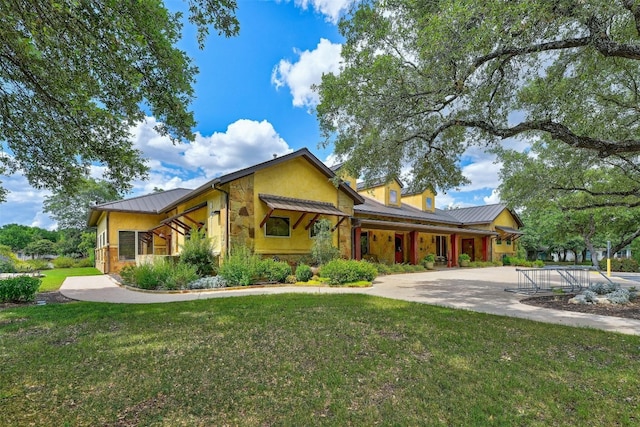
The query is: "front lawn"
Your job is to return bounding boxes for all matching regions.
[38,267,101,292]
[1,294,639,426]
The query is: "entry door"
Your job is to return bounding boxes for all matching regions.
[462,238,475,261]
[395,234,404,263]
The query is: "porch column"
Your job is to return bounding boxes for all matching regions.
[353,227,362,260]
[451,233,458,267]
[482,236,489,261]
[409,231,419,265]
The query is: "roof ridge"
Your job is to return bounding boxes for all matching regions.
[94,187,192,208]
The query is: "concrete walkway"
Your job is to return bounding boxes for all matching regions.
[60,267,640,336]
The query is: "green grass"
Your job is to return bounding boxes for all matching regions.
[38,267,102,292]
[1,294,639,426]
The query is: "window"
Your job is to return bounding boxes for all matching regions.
[496,237,502,245]
[119,231,136,260]
[506,238,512,246]
[389,189,398,204]
[360,231,369,256]
[425,197,433,209]
[265,217,290,237]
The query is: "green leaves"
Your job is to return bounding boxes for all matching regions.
[317,0,640,193]
[0,0,238,198]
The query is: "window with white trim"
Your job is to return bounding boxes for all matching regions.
[389,189,398,204]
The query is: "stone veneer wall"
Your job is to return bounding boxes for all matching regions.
[337,191,354,259]
[228,175,255,251]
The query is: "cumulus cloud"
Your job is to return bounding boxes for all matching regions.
[288,0,355,23]
[483,189,502,204]
[272,38,342,108]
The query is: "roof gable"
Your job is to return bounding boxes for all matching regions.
[445,204,523,226]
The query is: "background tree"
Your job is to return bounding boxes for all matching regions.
[317,0,640,193]
[43,178,120,231]
[0,224,57,252]
[25,239,56,259]
[0,0,239,202]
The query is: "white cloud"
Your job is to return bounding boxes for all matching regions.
[290,0,355,23]
[483,189,502,204]
[272,38,342,108]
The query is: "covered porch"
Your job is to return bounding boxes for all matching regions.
[352,218,497,267]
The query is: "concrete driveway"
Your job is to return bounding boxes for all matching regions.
[60,267,640,336]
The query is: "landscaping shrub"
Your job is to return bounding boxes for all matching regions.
[598,258,639,272]
[217,245,262,286]
[120,260,172,290]
[0,276,41,303]
[607,289,631,304]
[0,257,16,273]
[180,228,217,276]
[311,219,340,265]
[52,256,75,268]
[259,258,292,283]
[285,275,297,284]
[24,259,51,270]
[589,282,618,295]
[319,259,377,285]
[295,263,313,282]
[74,258,94,268]
[163,263,198,290]
[373,263,392,275]
[188,276,227,289]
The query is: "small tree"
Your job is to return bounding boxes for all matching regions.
[25,239,56,259]
[311,219,340,266]
[179,228,216,276]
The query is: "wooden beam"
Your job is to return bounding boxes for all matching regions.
[166,223,185,236]
[292,213,307,229]
[331,216,347,232]
[260,208,275,228]
[183,214,201,226]
[305,213,321,231]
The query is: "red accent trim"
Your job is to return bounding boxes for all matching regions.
[354,227,362,260]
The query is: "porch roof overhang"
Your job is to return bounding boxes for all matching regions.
[259,194,348,217]
[495,226,524,240]
[353,218,498,236]
[259,194,349,231]
[147,201,208,236]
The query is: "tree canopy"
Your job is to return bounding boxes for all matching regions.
[0,0,239,202]
[317,0,640,192]
[43,177,120,231]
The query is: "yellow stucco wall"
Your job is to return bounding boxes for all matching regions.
[252,157,353,256]
[401,189,436,212]
[492,209,519,258]
[359,180,402,207]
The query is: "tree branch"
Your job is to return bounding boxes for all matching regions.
[429,119,640,156]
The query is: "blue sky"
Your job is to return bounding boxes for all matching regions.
[0,0,514,229]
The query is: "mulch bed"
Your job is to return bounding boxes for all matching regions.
[521,294,640,320]
[0,292,76,311]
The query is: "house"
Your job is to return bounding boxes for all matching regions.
[88,148,523,274]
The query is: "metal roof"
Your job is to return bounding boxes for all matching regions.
[445,204,521,225]
[354,218,497,236]
[259,194,348,217]
[354,196,462,225]
[357,176,404,191]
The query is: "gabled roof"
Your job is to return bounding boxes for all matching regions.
[87,188,192,226]
[355,196,462,225]
[445,203,523,227]
[357,176,404,191]
[166,148,364,210]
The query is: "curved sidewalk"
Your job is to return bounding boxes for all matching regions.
[60,268,640,336]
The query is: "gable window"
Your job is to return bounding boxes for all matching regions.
[119,231,136,260]
[265,217,290,237]
[389,189,398,204]
[506,238,512,246]
[425,197,433,209]
[496,237,502,245]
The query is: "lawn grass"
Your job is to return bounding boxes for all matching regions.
[38,267,102,292]
[1,294,639,426]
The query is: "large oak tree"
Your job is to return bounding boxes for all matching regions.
[317,0,640,192]
[0,0,238,202]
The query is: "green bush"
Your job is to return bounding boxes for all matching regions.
[0,276,41,303]
[0,258,17,273]
[598,258,639,272]
[295,263,313,282]
[311,219,340,265]
[23,259,51,270]
[163,263,198,290]
[120,261,171,290]
[319,259,377,285]
[258,258,292,283]
[52,256,76,268]
[218,245,262,286]
[74,258,94,268]
[179,228,216,276]
[373,263,392,275]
